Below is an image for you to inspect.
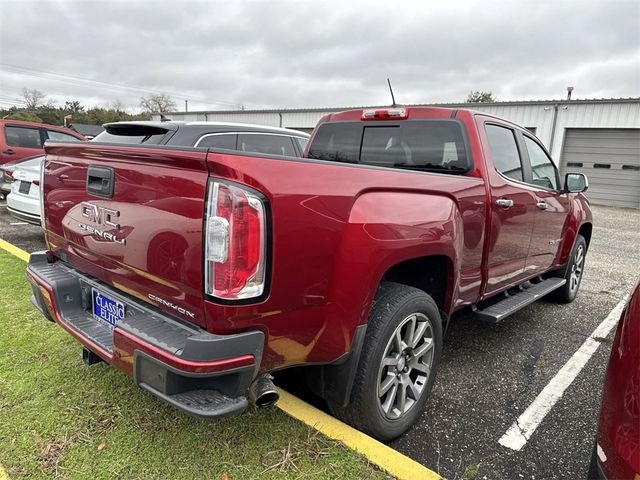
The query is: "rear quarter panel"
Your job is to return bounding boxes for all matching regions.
[204,151,486,370]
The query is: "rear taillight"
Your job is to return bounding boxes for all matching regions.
[204,180,267,300]
[39,158,45,230]
[5,170,14,181]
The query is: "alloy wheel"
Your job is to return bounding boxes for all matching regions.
[569,244,585,293]
[377,312,435,420]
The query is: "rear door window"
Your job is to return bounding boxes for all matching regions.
[238,134,297,157]
[46,130,82,142]
[4,126,42,148]
[307,120,470,174]
[196,133,237,149]
[485,124,524,182]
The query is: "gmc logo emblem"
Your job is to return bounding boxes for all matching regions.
[80,202,120,229]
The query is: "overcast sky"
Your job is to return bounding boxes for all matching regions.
[0,0,638,113]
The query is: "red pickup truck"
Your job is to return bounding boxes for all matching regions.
[26,107,592,441]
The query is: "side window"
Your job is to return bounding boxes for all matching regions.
[294,136,309,153]
[46,130,82,142]
[238,134,296,157]
[4,126,42,148]
[485,124,523,182]
[197,134,237,149]
[523,136,558,190]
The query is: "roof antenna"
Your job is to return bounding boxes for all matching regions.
[387,78,397,107]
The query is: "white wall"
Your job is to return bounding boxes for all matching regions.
[153,99,640,163]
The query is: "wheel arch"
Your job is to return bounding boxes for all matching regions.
[578,222,593,251]
[380,254,453,314]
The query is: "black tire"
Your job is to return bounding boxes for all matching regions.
[551,234,587,303]
[328,281,443,442]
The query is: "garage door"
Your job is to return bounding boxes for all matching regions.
[560,128,640,208]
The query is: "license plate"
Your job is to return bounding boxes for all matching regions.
[92,288,125,328]
[19,181,31,194]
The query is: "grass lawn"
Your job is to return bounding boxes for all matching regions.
[0,250,389,479]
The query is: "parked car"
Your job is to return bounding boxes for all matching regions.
[1,164,14,200]
[0,119,86,164]
[93,121,310,155]
[1,154,43,200]
[6,155,43,225]
[589,281,640,479]
[26,106,591,441]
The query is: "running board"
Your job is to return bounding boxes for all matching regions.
[474,278,566,323]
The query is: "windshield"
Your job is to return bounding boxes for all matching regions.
[307,120,470,174]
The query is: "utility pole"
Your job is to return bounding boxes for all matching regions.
[185,100,188,112]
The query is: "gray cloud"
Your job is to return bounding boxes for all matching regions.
[1,0,638,112]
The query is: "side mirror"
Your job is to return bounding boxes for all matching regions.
[564,173,588,193]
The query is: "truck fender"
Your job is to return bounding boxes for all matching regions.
[555,195,593,270]
[309,191,461,405]
[335,190,462,321]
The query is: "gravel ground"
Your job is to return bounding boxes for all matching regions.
[1,201,638,480]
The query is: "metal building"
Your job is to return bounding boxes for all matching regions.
[153,98,640,208]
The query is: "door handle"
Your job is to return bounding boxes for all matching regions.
[496,198,514,208]
[536,201,548,210]
[2,149,15,155]
[86,165,115,198]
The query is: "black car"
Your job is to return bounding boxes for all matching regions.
[92,121,310,157]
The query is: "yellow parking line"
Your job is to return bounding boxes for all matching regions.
[278,390,441,480]
[0,239,442,480]
[0,463,8,480]
[0,239,29,262]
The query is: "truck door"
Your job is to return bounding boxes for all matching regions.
[518,133,569,273]
[478,120,538,297]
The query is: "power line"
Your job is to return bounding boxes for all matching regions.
[0,95,25,104]
[0,62,238,106]
[0,62,260,109]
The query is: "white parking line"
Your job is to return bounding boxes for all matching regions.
[498,296,628,451]
[10,222,28,226]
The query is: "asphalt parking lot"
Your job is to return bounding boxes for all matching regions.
[1,202,638,480]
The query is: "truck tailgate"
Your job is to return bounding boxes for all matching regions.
[42,143,209,327]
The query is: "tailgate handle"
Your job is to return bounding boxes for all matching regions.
[86,166,115,198]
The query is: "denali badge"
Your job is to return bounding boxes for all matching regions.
[148,294,196,319]
[79,202,125,245]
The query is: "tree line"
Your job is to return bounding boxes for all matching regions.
[0,88,178,126]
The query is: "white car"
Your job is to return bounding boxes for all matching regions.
[7,155,43,225]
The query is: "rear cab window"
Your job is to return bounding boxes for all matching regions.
[307,120,470,174]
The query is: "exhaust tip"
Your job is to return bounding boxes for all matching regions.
[249,374,279,408]
[255,389,279,409]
